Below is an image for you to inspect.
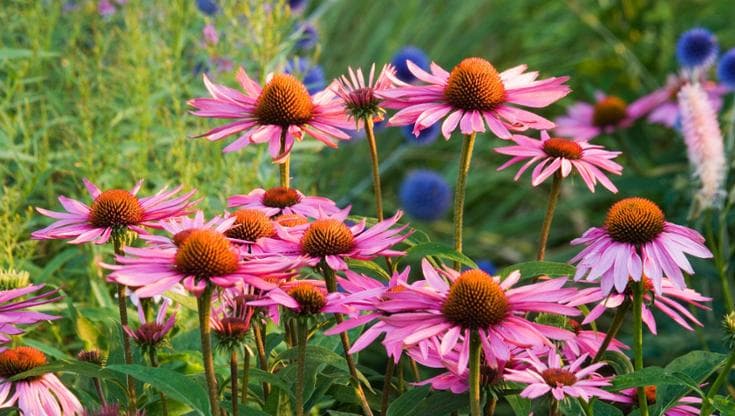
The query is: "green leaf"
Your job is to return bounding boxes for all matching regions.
[498,261,575,279]
[106,364,210,415]
[0,48,58,60]
[611,367,684,390]
[592,400,624,416]
[400,242,477,268]
[656,351,725,413]
[505,394,532,416]
[248,368,297,401]
[386,386,431,416]
[413,390,468,415]
[346,259,391,280]
[712,395,735,414]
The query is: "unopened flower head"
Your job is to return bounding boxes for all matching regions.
[333,64,395,123]
[77,349,106,366]
[723,311,735,350]
[555,92,645,141]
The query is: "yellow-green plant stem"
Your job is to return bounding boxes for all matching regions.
[112,238,137,416]
[380,359,395,416]
[321,263,374,416]
[701,348,735,415]
[230,350,239,416]
[364,117,384,222]
[592,301,630,362]
[148,348,169,416]
[468,331,482,416]
[453,132,476,270]
[550,399,560,416]
[241,346,250,406]
[279,129,290,188]
[295,318,308,416]
[197,285,220,416]
[633,281,649,416]
[253,322,270,400]
[537,172,562,261]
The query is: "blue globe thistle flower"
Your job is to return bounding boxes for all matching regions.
[196,0,218,15]
[402,123,439,146]
[676,28,718,68]
[289,0,308,13]
[476,260,497,275]
[285,57,325,94]
[399,170,452,221]
[390,46,430,83]
[295,23,318,51]
[718,48,735,89]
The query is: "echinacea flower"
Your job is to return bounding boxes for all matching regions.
[504,351,622,403]
[495,130,622,192]
[32,179,196,245]
[125,298,176,353]
[227,187,339,218]
[188,67,353,161]
[260,207,410,271]
[211,288,255,350]
[571,197,713,295]
[249,279,344,319]
[678,82,726,210]
[0,346,83,415]
[377,260,579,371]
[224,209,277,253]
[105,212,301,297]
[620,386,700,415]
[399,170,452,221]
[0,279,61,344]
[560,319,628,360]
[718,49,735,89]
[554,92,644,141]
[568,277,710,334]
[676,28,718,69]
[333,64,395,122]
[381,57,570,139]
[390,46,430,84]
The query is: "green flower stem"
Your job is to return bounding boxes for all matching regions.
[230,349,239,416]
[321,263,374,416]
[295,318,308,416]
[148,348,169,416]
[484,394,497,416]
[364,117,384,222]
[197,285,220,416]
[241,346,250,406]
[380,359,395,416]
[253,322,270,400]
[279,129,291,188]
[701,348,735,415]
[453,132,477,270]
[468,331,482,416]
[549,399,560,416]
[592,301,630,362]
[633,281,649,416]
[537,172,562,261]
[112,238,137,416]
[579,398,593,416]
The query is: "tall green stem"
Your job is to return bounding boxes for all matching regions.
[148,348,168,416]
[197,285,220,416]
[241,346,250,405]
[453,133,476,270]
[701,348,735,415]
[279,129,290,188]
[633,281,649,416]
[468,331,482,416]
[112,238,137,415]
[537,172,562,261]
[295,318,308,416]
[364,117,384,222]
[253,322,270,400]
[322,264,374,416]
[230,350,239,416]
[592,301,630,362]
[380,359,395,416]
[549,399,560,416]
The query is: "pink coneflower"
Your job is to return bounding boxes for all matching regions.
[333,64,395,123]
[620,386,700,415]
[629,75,726,128]
[188,68,353,162]
[249,279,344,319]
[223,209,277,254]
[105,212,301,297]
[260,208,409,271]
[140,211,234,248]
[0,346,83,415]
[678,82,726,211]
[555,92,646,141]
[376,260,578,371]
[0,283,61,344]
[504,351,622,402]
[125,299,176,352]
[32,179,196,244]
[379,57,570,139]
[571,197,712,295]
[568,277,710,334]
[495,130,622,192]
[227,187,339,218]
[211,288,255,349]
[561,319,628,360]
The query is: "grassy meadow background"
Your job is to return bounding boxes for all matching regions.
[2,0,735,406]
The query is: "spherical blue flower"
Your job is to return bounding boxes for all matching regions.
[285,57,325,94]
[718,48,735,89]
[390,46,430,83]
[289,0,308,13]
[196,0,218,16]
[399,170,452,222]
[295,23,318,51]
[676,28,718,68]
[476,260,497,275]
[402,123,439,146]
